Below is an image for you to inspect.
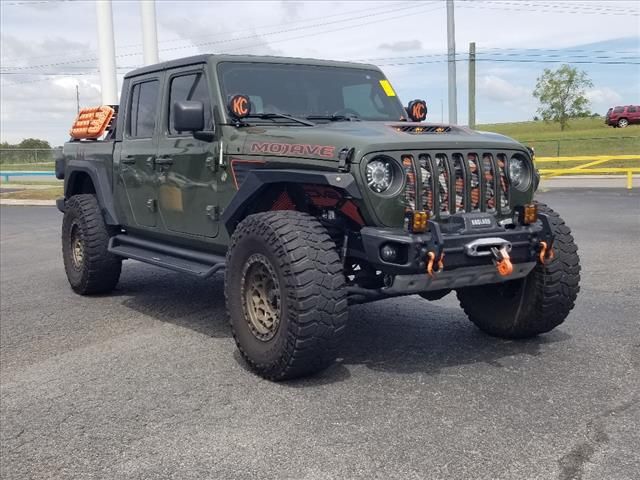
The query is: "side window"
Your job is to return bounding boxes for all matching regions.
[128,80,160,138]
[627,106,637,113]
[168,72,212,135]
[613,106,624,113]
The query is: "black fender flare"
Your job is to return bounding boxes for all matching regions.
[64,160,119,225]
[222,169,361,234]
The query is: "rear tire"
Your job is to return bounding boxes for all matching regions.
[62,194,122,295]
[617,118,629,128]
[225,211,348,380]
[456,203,580,338]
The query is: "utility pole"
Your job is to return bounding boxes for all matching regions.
[468,42,476,129]
[76,84,80,113]
[140,0,159,65]
[446,0,458,124]
[95,0,118,105]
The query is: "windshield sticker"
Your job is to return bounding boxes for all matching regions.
[250,142,335,158]
[379,79,396,97]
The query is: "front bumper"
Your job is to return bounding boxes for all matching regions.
[347,212,553,281]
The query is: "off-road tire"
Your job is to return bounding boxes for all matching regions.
[225,211,348,380]
[456,203,580,338]
[62,194,122,295]
[617,118,629,128]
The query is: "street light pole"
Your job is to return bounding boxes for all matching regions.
[446,0,458,124]
[95,0,118,105]
[140,0,159,65]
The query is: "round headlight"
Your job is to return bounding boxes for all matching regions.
[508,156,532,191]
[366,158,394,193]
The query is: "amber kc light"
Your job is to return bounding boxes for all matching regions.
[410,210,429,233]
[523,203,538,224]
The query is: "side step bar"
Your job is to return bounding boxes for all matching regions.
[108,235,225,278]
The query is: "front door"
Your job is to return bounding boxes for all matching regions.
[119,77,162,228]
[156,67,219,237]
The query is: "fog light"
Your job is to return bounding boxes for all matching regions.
[523,203,538,224]
[409,210,429,233]
[380,244,398,262]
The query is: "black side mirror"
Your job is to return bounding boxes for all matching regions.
[173,100,204,132]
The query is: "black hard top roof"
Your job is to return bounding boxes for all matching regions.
[124,54,379,79]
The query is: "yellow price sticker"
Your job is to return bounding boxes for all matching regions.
[379,79,396,97]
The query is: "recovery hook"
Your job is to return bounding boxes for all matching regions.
[491,246,513,277]
[426,251,445,278]
[538,241,555,264]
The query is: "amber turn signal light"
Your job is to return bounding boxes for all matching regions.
[523,203,538,224]
[409,210,429,233]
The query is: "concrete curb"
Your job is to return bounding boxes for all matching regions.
[0,199,57,206]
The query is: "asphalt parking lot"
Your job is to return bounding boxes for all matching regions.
[1,188,639,480]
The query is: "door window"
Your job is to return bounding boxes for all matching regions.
[627,106,637,113]
[168,72,212,134]
[128,80,160,138]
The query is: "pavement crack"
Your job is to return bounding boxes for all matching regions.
[558,396,638,480]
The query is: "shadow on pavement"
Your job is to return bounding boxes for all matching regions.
[116,268,570,383]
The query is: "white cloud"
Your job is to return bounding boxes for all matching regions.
[379,40,422,52]
[585,87,622,107]
[478,75,531,102]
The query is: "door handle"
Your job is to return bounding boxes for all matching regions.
[121,155,136,164]
[155,156,174,166]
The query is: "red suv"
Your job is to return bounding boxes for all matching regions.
[605,105,640,127]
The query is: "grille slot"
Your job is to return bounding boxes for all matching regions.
[467,153,481,212]
[435,154,450,215]
[418,155,434,214]
[482,154,497,212]
[497,154,510,211]
[452,154,466,213]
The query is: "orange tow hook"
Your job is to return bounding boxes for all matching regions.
[538,241,555,264]
[426,251,445,278]
[492,246,513,277]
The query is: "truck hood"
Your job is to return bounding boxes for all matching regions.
[237,121,525,163]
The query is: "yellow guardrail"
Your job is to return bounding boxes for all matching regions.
[535,154,640,189]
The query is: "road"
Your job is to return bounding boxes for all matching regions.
[1,189,639,480]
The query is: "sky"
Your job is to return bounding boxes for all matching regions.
[1,0,639,146]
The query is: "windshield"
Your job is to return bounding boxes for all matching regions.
[217,62,406,122]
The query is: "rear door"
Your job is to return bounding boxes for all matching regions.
[155,65,220,237]
[627,105,640,123]
[119,75,162,228]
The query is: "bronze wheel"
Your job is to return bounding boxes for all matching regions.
[70,222,85,270]
[241,254,281,341]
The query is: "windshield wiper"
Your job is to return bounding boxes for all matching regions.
[306,114,360,122]
[243,113,315,126]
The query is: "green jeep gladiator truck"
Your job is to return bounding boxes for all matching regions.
[57,54,580,380]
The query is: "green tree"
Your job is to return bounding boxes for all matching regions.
[533,65,593,130]
[18,138,51,149]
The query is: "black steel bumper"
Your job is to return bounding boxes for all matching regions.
[347,212,554,277]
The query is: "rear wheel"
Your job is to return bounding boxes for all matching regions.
[225,211,348,380]
[457,203,580,338]
[617,118,629,128]
[62,194,122,295]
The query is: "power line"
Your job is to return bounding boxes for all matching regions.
[457,1,639,16]
[2,2,438,71]
[2,1,418,64]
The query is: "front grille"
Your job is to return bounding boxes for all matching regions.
[406,151,513,219]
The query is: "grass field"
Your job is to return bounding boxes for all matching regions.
[0,186,62,200]
[477,117,640,158]
[0,163,55,171]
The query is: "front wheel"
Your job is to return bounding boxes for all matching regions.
[457,203,580,338]
[225,211,348,380]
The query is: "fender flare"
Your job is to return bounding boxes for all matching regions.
[64,160,119,225]
[222,169,361,234]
